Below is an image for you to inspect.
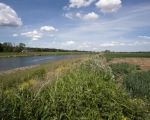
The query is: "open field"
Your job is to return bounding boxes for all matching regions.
[1,54,150,119]
[105,52,150,61]
[110,58,150,70]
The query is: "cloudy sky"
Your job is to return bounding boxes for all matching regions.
[0,0,150,51]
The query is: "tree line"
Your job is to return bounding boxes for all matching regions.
[0,42,25,52]
[0,42,87,53]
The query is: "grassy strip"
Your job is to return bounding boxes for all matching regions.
[0,52,86,57]
[1,55,149,120]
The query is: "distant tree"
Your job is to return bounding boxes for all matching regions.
[14,43,26,52]
[19,43,25,51]
[2,42,13,52]
[104,50,111,53]
[0,43,3,52]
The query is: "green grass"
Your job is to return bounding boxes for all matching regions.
[110,62,150,104]
[1,55,149,120]
[109,63,140,76]
[0,67,46,90]
[124,70,150,100]
[0,56,84,91]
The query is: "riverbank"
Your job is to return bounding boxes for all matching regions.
[0,51,86,58]
[1,54,150,119]
[0,55,86,90]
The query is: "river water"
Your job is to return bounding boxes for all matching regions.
[0,55,77,71]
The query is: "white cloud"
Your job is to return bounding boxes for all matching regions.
[64,13,73,19]
[21,30,42,40]
[96,0,122,13]
[66,40,75,45]
[99,41,125,47]
[0,2,22,26]
[76,12,82,18]
[83,12,99,20]
[138,35,150,39]
[40,26,58,32]
[76,12,99,20]
[12,33,18,37]
[69,0,95,8]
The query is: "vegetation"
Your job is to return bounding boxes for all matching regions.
[0,56,83,91]
[109,62,150,117]
[109,63,140,76]
[1,55,149,120]
[0,42,88,57]
[0,42,25,52]
[0,51,86,57]
[124,70,150,100]
[105,52,150,61]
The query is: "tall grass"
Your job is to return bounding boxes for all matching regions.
[1,55,149,120]
[124,70,150,100]
[0,68,46,90]
[109,63,140,76]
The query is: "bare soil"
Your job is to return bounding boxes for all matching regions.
[110,58,150,70]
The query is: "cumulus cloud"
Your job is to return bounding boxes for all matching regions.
[40,26,58,32]
[21,30,42,40]
[76,12,99,20]
[0,2,22,26]
[96,0,122,13]
[82,12,99,20]
[69,0,95,8]
[19,25,58,40]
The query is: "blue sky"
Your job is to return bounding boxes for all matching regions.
[0,0,150,51]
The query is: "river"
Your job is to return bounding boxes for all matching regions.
[0,55,77,71]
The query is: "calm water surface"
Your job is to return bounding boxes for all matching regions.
[0,55,77,71]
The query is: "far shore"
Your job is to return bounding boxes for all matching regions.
[0,51,85,58]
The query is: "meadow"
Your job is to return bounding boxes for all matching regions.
[0,53,150,120]
[104,52,150,61]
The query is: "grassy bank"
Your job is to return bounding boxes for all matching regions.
[1,55,150,120]
[0,51,86,57]
[0,55,85,91]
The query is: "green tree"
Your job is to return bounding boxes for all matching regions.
[2,42,13,52]
[0,43,3,52]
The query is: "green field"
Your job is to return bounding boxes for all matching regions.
[104,52,150,61]
[0,54,150,119]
